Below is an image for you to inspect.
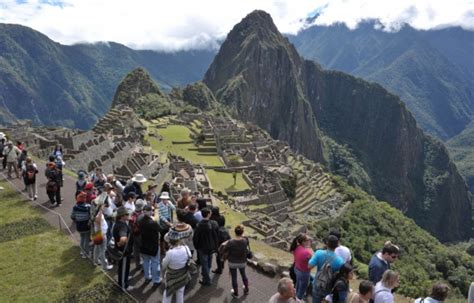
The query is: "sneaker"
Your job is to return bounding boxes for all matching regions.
[124,286,135,292]
[105,264,113,270]
[51,202,58,207]
[243,286,249,295]
[34,195,37,200]
[231,289,239,298]
[81,254,87,259]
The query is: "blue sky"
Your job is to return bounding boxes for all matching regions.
[2,0,473,51]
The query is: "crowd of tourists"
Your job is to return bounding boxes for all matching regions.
[0,138,463,303]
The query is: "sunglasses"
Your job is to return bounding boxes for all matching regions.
[390,254,398,259]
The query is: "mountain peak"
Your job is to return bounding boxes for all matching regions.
[111,67,163,108]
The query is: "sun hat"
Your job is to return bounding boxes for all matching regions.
[131,173,147,183]
[116,206,130,218]
[159,191,170,200]
[135,199,146,211]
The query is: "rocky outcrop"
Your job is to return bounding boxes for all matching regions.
[182,81,218,110]
[204,10,472,242]
[204,10,325,163]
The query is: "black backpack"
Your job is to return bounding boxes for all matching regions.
[218,226,231,244]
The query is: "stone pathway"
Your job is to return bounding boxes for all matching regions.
[1,164,283,303]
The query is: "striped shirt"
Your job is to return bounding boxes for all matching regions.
[157,201,176,225]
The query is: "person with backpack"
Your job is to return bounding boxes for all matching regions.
[328,263,354,303]
[329,229,352,264]
[21,157,38,201]
[75,171,88,197]
[3,141,20,179]
[45,160,62,207]
[223,224,251,297]
[308,235,345,303]
[54,155,64,188]
[212,213,230,275]
[193,207,219,286]
[139,205,162,286]
[123,173,147,199]
[182,203,199,229]
[112,206,134,291]
[71,192,92,258]
[130,199,146,269]
[92,202,113,270]
[414,283,450,303]
[368,241,400,285]
[373,270,399,303]
[289,233,313,300]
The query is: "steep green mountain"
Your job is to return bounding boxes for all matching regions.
[204,10,472,242]
[0,23,215,129]
[290,23,474,140]
[447,122,474,192]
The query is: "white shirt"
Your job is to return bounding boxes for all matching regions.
[162,245,190,270]
[374,282,393,303]
[335,245,352,263]
[124,201,135,213]
[96,213,108,234]
[414,298,441,303]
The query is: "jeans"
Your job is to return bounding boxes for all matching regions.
[312,272,328,303]
[79,231,90,256]
[133,237,142,268]
[118,255,131,289]
[163,286,184,303]
[230,266,248,295]
[26,183,37,199]
[294,267,310,299]
[198,250,212,284]
[215,251,224,272]
[93,238,108,270]
[142,250,161,283]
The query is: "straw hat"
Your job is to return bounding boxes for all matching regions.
[131,173,147,183]
[159,192,170,200]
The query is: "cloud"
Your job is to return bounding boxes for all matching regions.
[0,0,472,51]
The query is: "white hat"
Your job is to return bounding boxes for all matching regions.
[131,173,147,183]
[159,191,170,200]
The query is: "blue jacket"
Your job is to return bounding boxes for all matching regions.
[368,252,390,284]
[71,203,91,232]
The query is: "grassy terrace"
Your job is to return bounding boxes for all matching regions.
[0,180,131,302]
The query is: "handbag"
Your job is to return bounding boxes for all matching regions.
[107,229,130,261]
[185,246,198,275]
[92,228,104,245]
[246,237,253,259]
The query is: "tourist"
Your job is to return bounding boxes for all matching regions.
[193,207,219,286]
[93,172,107,194]
[194,198,207,222]
[157,191,176,254]
[0,137,5,170]
[83,182,96,204]
[347,280,374,303]
[102,183,117,242]
[113,206,134,291]
[139,205,162,286]
[124,192,137,213]
[53,144,63,158]
[144,190,155,207]
[17,149,27,171]
[71,192,91,258]
[16,141,25,151]
[268,277,301,303]
[93,202,113,270]
[373,270,400,303]
[368,241,400,284]
[45,159,62,207]
[177,187,191,209]
[210,206,225,227]
[130,199,146,268]
[107,174,125,197]
[90,167,106,184]
[308,234,345,303]
[21,157,38,201]
[75,170,88,196]
[213,207,230,274]
[415,283,450,303]
[161,238,191,303]
[3,141,20,178]
[329,263,354,302]
[165,209,194,255]
[223,224,250,297]
[54,155,64,187]
[182,203,199,229]
[289,233,313,300]
[329,229,352,264]
[123,173,147,199]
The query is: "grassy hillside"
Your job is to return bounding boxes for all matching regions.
[0,180,132,302]
[309,176,473,299]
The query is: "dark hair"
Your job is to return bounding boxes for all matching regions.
[49,155,55,162]
[359,280,374,295]
[176,209,186,222]
[188,203,197,211]
[235,224,244,236]
[329,229,341,240]
[334,263,353,281]
[326,235,339,250]
[430,283,449,301]
[289,233,310,252]
[201,207,211,218]
[382,242,400,255]
[161,182,170,193]
[196,198,207,210]
[211,206,220,216]
[127,192,137,200]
